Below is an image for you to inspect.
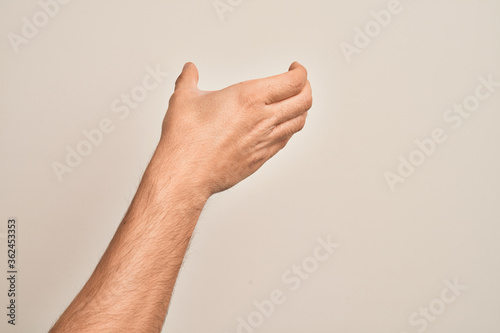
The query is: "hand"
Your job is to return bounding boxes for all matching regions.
[156,62,313,197]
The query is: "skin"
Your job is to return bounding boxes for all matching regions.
[49,61,312,333]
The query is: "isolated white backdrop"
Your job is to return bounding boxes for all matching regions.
[1,0,500,332]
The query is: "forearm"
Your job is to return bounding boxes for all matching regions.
[50,145,208,332]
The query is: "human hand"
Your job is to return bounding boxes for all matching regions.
[156,62,312,198]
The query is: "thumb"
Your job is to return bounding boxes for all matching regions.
[174,62,199,91]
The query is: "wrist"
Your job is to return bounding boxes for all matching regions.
[144,143,211,207]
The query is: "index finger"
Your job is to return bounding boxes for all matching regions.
[250,62,308,105]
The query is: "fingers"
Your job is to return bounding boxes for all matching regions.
[268,112,308,144]
[174,62,199,91]
[268,80,312,125]
[251,62,308,105]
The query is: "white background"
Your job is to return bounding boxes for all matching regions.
[1,0,500,332]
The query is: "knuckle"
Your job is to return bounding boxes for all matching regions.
[174,76,182,88]
[249,150,266,167]
[297,113,307,131]
[288,76,303,91]
[255,120,274,137]
[168,91,181,105]
[168,90,188,106]
[303,91,313,111]
[279,137,289,149]
[238,89,258,107]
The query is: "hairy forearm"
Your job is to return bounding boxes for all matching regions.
[50,146,208,333]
